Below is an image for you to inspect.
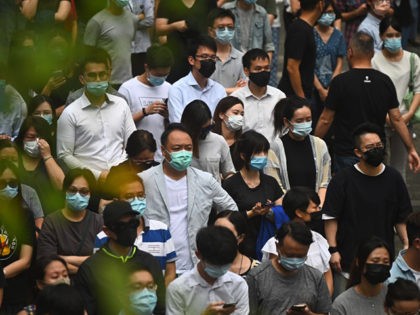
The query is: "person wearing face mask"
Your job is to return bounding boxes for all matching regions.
[223,130,283,259]
[119,45,174,162]
[0,161,36,314]
[140,123,238,275]
[57,52,136,184]
[247,221,331,314]
[75,200,165,315]
[358,0,392,51]
[323,123,412,298]
[27,95,57,147]
[372,17,420,182]
[267,97,331,207]
[261,187,333,295]
[213,96,245,170]
[207,8,247,95]
[181,100,235,182]
[332,237,392,315]
[232,49,286,142]
[37,169,103,276]
[95,173,177,286]
[16,116,65,215]
[384,279,420,315]
[167,226,249,315]
[167,35,227,123]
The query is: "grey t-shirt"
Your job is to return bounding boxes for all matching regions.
[332,286,387,315]
[21,184,44,219]
[247,260,332,315]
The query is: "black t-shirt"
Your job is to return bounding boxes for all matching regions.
[323,165,412,271]
[325,68,399,156]
[222,172,283,258]
[278,18,316,98]
[282,134,316,190]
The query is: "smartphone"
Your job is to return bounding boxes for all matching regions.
[222,302,237,309]
[290,304,307,312]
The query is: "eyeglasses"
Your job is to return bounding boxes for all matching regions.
[195,54,218,62]
[67,187,90,196]
[122,193,146,203]
[84,71,108,81]
[0,179,18,190]
[361,142,384,151]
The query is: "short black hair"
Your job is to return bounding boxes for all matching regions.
[34,256,68,281]
[125,130,157,158]
[406,212,420,246]
[196,226,237,265]
[145,44,174,69]
[213,96,244,136]
[187,35,217,58]
[352,122,384,149]
[379,16,402,35]
[283,187,320,219]
[275,221,313,246]
[350,31,374,58]
[385,278,420,308]
[15,116,52,148]
[36,284,85,315]
[214,210,249,254]
[80,46,110,72]
[27,94,57,128]
[242,48,269,69]
[161,123,193,147]
[234,130,270,170]
[273,96,311,136]
[300,0,322,11]
[62,168,96,194]
[207,8,236,27]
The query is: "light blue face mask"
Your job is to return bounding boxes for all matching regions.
[86,81,108,97]
[129,289,157,315]
[113,0,129,8]
[147,74,167,87]
[216,27,235,44]
[66,192,90,211]
[40,114,53,125]
[317,12,336,26]
[204,262,231,278]
[383,37,402,53]
[0,185,18,200]
[167,150,193,172]
[250,156,268,170]
[130,197,146,216]
[291,121,312,137]
[279,253,307,271]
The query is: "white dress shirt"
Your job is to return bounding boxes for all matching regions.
[57,92,136,178]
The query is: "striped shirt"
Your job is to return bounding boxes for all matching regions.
[94,219,177,270]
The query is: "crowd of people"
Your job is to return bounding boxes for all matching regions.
[0,0,420,314]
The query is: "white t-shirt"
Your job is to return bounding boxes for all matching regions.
[261,230,331,273]
[118,77,171,161]
[164,175,192,274]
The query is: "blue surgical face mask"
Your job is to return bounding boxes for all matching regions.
[250,156,267,170]
[0,185,18,200]
[147,74,167,87]
[215,27,235,44]
[225,115,243,131]
[86,81,109,97]
[129,289,157,315]
[279,253,307,271]
[291,121,312,137]
[204,262,231,278]
[167,150,193,172]
[317,12,336,26]
[113,0,129,7]
[40,114,53,125]
[130,197,146,216]
[383,37,402,53]
[66,192,89,211]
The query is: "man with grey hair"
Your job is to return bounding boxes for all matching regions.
[315,31,420,173]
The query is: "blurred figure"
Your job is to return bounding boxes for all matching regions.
[384,279,420,314]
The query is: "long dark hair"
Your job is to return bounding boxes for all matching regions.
[213,96,244,140]
[273,96,311,136]
[27,94,57,133]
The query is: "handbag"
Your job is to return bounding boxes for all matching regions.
[403,53,420,124]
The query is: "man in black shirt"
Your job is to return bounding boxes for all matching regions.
[278,0,324,99]
[315,31,420,173]
[323,123,412,298]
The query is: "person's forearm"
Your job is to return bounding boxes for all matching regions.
[395,223,408,248]
[392,113,416,151]
[155,20,181,35]
[407,94,420,118]
[324,219,338,246]
[164,262,176,287]
[44,158,65,190]
[314,75,324,92]
[324,269,334,296]
[318,187,327,208]
[287,63,305,98]
[4,248,32,279]
[60,255,89,266]
[340,8,363,21]
[315,110,333,138]
[20,0,38,20]
[54,0,71,22]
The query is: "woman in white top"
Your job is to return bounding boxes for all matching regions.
[261,187,333,295]
[181,100,235,182]
[372,16,420,181]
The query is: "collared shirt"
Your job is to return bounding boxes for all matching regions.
[232,84,286,142]
[168,72,226,122]
[222,1,275,53]
[57,93,136,178]
[166,265,249,315]
[358,13,382,52]
[211,46,246,88]
[388,249,419,286]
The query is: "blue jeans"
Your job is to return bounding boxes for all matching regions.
[334,154,360,173]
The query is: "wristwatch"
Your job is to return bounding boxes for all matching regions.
[328,246,339,254]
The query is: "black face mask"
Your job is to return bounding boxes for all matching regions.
[364,263,390,284]
[249,71,270,87]
[198,59,216,78]
[363,147,385,167]
[111,218,139,247]
[133,160,159,172]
